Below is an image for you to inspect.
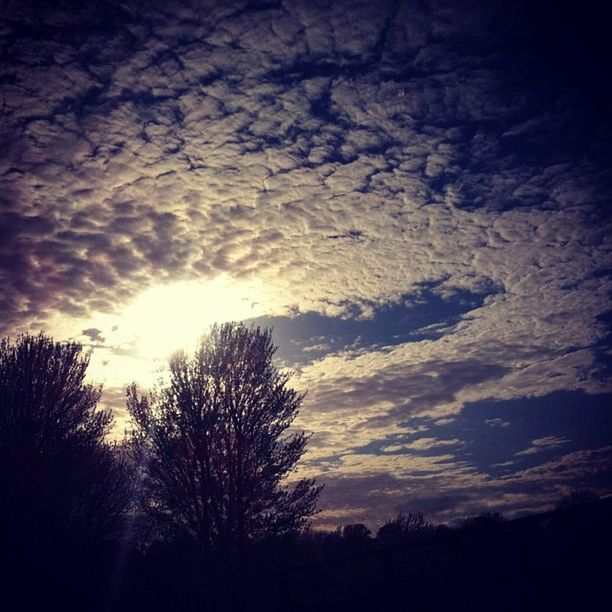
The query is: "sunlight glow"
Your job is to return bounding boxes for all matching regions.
[119,276,268,358]
[46,274,274,390]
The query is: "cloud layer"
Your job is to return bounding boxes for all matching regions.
[1,0,611,525]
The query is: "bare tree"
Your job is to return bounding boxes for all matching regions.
[0,333,131,605]
[126,322,321,560]
[377,512,433,546]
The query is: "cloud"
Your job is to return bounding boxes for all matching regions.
[312,445,612,529]
[1,0,611,523]
[393,437,464,452]
[485,418,510,428]
[515,435,570,456]
[2,1,610,337]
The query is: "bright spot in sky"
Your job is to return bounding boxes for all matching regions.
[60,274,271,388]
[119,275,267,358]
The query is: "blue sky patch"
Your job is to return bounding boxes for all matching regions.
[436,390,612,478]
[248,286,496,366]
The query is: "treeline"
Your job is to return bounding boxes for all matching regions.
[241,496,612,612]
[107,498,611,612]
[1,330,609,611]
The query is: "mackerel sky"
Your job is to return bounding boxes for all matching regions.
[1,0,611,527]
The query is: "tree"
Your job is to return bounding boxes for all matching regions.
[126,322,321,560]
[0,333,131,607]
[340,523,373,553]
[341,523,372,541]
[461,511,504,532]
[376,512,432,546]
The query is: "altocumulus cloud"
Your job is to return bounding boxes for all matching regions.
[1,0,611,526]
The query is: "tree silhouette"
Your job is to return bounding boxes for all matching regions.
[341,523,372,541]
[461,511,504,532]
[376,512,432,546]
[339,523,373,555]
[126,323,321,564]
[0,333,131,607]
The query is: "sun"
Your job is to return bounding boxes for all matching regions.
[117,275,267,358]
[50,274,273,388]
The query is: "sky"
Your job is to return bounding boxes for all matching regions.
[1,0,611,528]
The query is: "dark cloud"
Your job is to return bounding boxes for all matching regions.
[81,327,104,342]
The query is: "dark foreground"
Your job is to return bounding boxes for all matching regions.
[244,497,612,612]
[3,497,611,612]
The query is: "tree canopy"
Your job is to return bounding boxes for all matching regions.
[0,333,131,607]
[377,512,433,546]
[126,322,321,558]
